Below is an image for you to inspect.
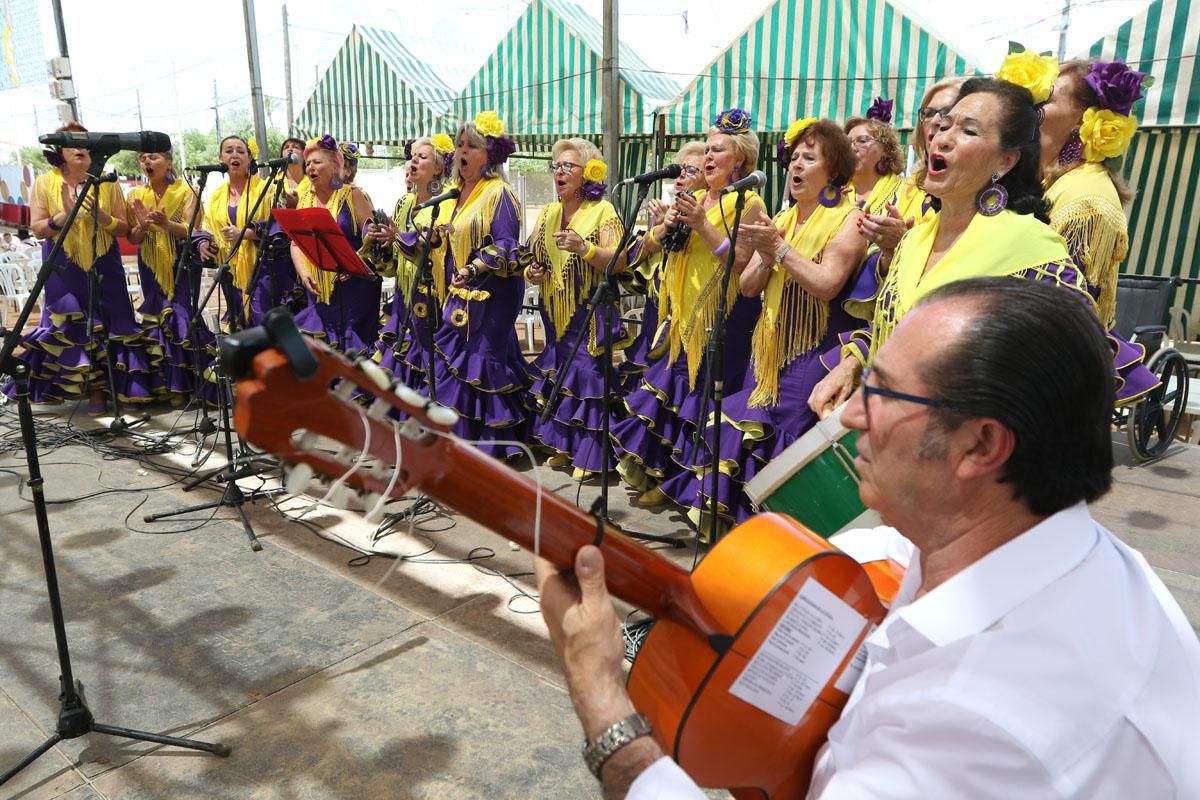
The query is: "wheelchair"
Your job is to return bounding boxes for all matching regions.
[1113,274,1191,462]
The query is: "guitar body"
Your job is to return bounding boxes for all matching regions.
[629,515,885,799]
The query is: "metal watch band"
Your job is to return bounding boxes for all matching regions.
[582,712,653,778]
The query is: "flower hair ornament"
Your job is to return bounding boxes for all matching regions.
[473,110,516,167]
[1077,61,1152,164]
[776,117,817,169]
[713,108,752,135]
[339,142,361,162]
[431,132,456,175]
[579,159,608,201]
[246,137,261,173]
[996,43,1060,105]
[865,96,894,124]
[308,135,338,153]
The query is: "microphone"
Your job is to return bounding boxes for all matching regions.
[187,163,229,174]
[617,163,683,187]
[39,130,172,154]
[721,170,767,195]
[414,187,461,211]
[263,154,300,169]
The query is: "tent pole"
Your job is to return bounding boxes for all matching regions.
[602,0,621,175]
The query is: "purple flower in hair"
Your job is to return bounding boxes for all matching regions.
[486,135,516,167]
[1085,61,1147,116]
[580,182,607,201]
[443,152,455,175]
[43,149,65,168]
[403,139,414,161]
[866,96,894,123]
[775,138,792,170]
[316,134,338,152]
[713,108,752,134]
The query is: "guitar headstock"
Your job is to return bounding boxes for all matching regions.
[227,324,460,520]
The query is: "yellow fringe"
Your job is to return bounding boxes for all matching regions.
[39,170,118,270]
[447,179,505,277]
[1050,196,1127,329]
[128,182,190,300]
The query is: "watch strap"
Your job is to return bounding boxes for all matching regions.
[582,712,654,778]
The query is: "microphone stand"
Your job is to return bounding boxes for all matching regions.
[145,163,288,551]
[0,150,229,788]
[539,183,682,548]
[691,187,750,546]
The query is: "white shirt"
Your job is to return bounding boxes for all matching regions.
[627,503,1200,799]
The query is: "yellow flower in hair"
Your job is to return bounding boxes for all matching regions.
[247,138,261,160]
[431,133,455,154]
[1080,108,1137,162]
[582,159,607,183]
[996,47,1059,105]
[474,110,505,138]
[785,117,817,147]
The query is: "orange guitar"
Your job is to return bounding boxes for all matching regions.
[222,310,888,799]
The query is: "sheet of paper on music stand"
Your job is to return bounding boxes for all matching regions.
[273,207,374,278]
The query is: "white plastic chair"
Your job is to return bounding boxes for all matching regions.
[125,262,142,304]
[0,262,35,328]
[517,284,542,355]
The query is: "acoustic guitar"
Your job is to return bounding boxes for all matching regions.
[222,310,888,799]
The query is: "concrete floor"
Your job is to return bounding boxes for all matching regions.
[0,401,1197,800]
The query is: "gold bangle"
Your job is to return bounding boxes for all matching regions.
[101,215,119,234]
[647,227,661,248]
[583,243,597,261]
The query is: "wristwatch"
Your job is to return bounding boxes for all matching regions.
[582,712,654,778]
[774,240,792,265]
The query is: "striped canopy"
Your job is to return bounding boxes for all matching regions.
[1079,0,1200,331]
[654,0,980,137]
[1082,0,1198,127]
[450,0,680,138]
[293,25,457,144]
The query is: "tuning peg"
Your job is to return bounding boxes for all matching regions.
[357,359,392,391]
[333,380,357,401]
[327,483,351,509]
[428,405,458,427]
[367,397,393,421]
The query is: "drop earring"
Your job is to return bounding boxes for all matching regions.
[977,173,1008,216]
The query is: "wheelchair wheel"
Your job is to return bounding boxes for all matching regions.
[1127,348,1189,461]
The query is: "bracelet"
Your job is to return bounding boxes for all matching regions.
[774,240,792,265]
[47,215,62,232]
[713,237,731,257]
[466,264,478,279]
[100,215,119,234]
[647,227,661,249]
[582,243,597,262]
[582,712,654,779]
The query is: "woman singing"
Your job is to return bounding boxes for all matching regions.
[525,138,625,478]
[291,135,380,355]
[662,120,865,529]
[4,123,162,411]
[127,148,214,405]
[195,135,271,328]
[366,134,454,390]
[610,109,764,510]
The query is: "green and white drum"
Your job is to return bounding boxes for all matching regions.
[745,403,880,538]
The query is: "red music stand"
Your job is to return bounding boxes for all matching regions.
[272,207,374,278]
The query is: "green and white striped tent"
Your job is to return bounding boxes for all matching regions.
[293,25,457,145]
[653,0,980,208]
[449,0,679,177]
[1081,0,1200,331]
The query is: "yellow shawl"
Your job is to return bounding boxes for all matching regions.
[533,199,623,342]
[658,189,767,389]
[297,183,356,305]
[1046,163,1128,328]
[203,175,271,291]
[38,169,121,270]
[127,181,191,300]
[749,198,856,407]
[851,173,904,216]
[390,192,443,305]
[892,178,937,226]
[439,178,508,272]
[871,210,1072,361]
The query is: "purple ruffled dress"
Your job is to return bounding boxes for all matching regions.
[4,237,163,404]
[246,216,304,326]
[616,236,662,394]
[294,203,382,355]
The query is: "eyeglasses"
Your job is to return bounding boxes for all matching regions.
[850,135,877,148]
[679,165,702,178]
[860,368,942,426]
[549,161,582,174]
[918,106,949,122]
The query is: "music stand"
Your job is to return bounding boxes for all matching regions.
[274,208,374,353]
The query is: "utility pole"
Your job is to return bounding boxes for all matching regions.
[283,4,294,134]
[1056,0,1072,61]
[213,80,221,140]
[242,0,270,170]
[137,89,144,130]
[48,0,79,122]
[602,0,621,177]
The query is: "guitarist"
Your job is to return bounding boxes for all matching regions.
[537,278,1200,799]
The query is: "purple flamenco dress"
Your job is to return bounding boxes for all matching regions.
[616,236,663,394]
[371,193,437,392]
[293,188,382,356]
[4,176,162,405]
[526,199,629,473]
[403,178,532,458]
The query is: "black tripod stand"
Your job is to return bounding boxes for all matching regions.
[0,153,229,788]
[142,163,288,551]
[538,182,682,548]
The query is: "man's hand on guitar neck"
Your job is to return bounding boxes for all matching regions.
[536,546,666,797]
